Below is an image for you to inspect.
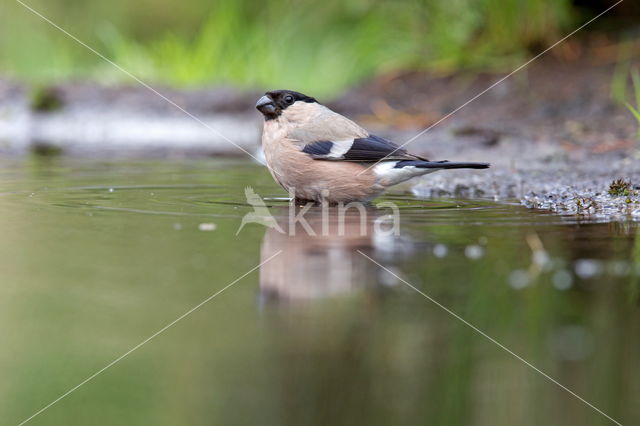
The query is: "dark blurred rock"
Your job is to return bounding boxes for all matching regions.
[30,86,64,112]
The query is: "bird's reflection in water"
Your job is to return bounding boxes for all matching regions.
[259,204,404,303]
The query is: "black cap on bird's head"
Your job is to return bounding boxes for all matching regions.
[255,90,317,120]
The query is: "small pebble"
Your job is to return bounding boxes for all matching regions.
[552,269,573,290]
[465,245,484,260]
[433,244,448,258]
[509,269,530,289]
[533,250,552,270]
[574,259,602,279]
[198,223,217,231]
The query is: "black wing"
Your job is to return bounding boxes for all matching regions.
[301,135,425,162]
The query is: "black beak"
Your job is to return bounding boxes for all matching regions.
[256,95,276,115]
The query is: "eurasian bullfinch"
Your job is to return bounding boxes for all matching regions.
[256,89,489,203]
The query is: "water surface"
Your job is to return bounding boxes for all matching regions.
[1,158,638,425]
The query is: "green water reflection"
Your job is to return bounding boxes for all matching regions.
[1,158,638,425]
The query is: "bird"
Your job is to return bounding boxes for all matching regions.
[255,89,489,203]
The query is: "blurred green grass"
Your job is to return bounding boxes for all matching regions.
[625,69,640,137]
[1,0,575,96]
[609,42,640,138]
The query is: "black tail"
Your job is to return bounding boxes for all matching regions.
[395,160,490,169]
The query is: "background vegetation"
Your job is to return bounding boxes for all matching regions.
[0,0,587,96]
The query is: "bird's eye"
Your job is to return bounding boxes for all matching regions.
[284,95,294,104]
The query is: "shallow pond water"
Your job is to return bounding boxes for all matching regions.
[1,157,638,425]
